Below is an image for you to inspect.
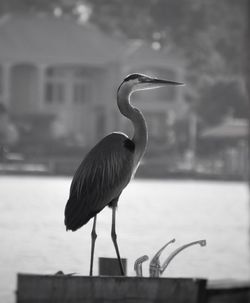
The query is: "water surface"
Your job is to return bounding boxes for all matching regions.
[0,176,249,302]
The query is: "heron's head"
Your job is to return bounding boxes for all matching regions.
[121,73,184,94]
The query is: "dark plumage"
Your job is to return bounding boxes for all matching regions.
[65,133,135,231]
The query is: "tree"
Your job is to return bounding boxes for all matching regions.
[0,0,81,17]
[86,0,247,125]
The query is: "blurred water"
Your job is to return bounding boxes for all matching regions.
[0,176,250,303]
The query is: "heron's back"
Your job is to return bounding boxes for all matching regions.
[64,133,135,231]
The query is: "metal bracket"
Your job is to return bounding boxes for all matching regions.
[134,239,206,277]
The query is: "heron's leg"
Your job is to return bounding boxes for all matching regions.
[111,206,125,276]
[89,215,97,276]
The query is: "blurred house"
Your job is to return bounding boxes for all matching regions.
[0,15,124,151]
[199,117,248,179]
[0,14,188,173]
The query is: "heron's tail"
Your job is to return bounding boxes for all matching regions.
[64,196,94,231]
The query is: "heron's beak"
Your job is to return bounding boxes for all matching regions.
[147,77,184,86]
[137,77,184,92]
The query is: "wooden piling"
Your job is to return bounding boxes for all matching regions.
[98,257,127,276]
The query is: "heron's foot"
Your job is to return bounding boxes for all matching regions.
[55,270,64,275]
[54,271,77,276]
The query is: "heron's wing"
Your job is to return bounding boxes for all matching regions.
[65,133,135,230]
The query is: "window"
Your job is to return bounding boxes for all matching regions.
[72,68,89,104]
[45,82,65,104]
[45,67,66,104]
[44,66,94,105]
[73,81,88,104]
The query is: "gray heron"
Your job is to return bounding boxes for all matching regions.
[64,73,184,276]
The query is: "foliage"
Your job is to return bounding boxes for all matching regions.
[85,0,247,125]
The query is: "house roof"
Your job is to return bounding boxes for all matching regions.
[0,14,124,65]
[201,118,248,140]
[122,41,186,75]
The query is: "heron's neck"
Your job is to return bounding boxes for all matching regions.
[117,83,148,162]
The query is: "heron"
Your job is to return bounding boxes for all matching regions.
[64,73,184,276]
